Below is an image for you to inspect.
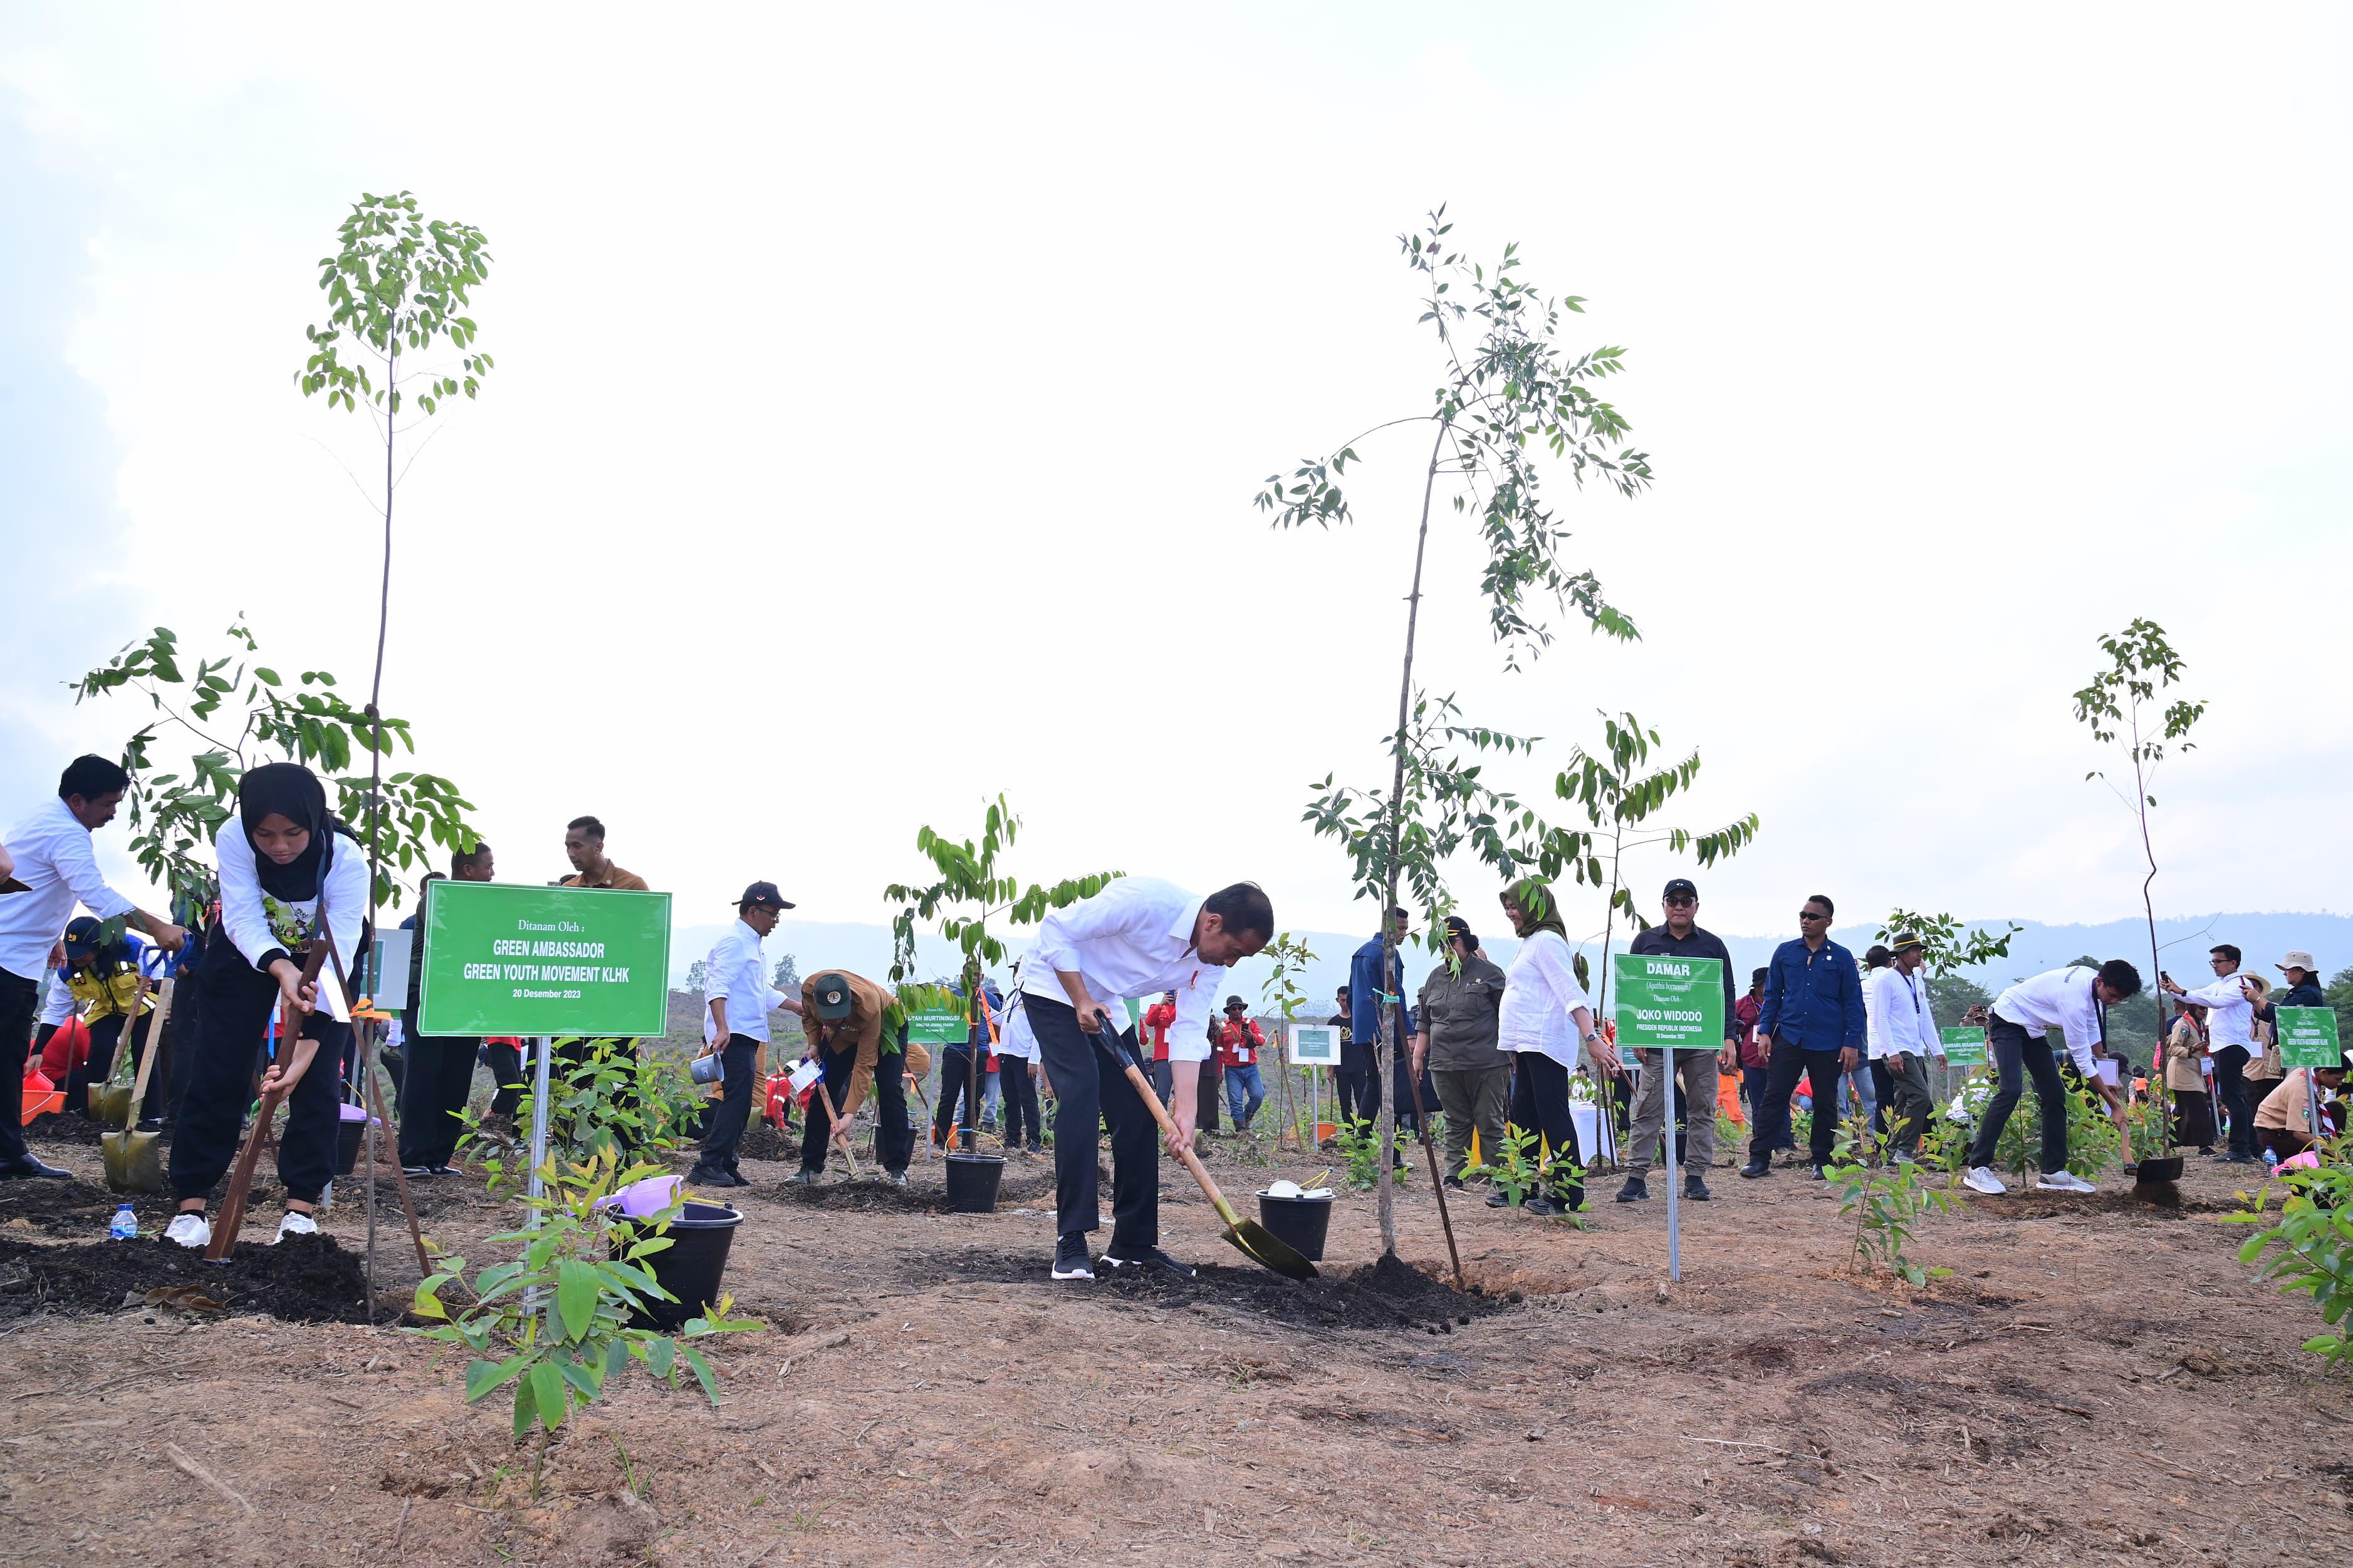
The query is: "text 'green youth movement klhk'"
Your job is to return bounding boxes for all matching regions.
[416,880,672,1038]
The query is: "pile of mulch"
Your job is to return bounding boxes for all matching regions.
[905,1249,1513,1334]
[0,1232,378,1324]
[0,1175,185,1238]
[24,1113,110,1148]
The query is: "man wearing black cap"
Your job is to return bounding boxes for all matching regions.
[793,968,912,1186]
[1618,878,1740,1204]
[690,882,803,1188]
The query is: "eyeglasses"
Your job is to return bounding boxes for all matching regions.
[1798,910,1830,922]
[1664,896,1696,908]
[2208,957,2231,967]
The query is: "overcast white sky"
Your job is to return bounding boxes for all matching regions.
[4,1,2347,951]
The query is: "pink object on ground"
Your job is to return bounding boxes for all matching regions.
[602,1174,684,1219]
[2277,1150,2322,1174]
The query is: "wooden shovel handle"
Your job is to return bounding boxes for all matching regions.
[121,979,172,1133]
[1093,1032,1242,1230]
[817,1074,860,1175]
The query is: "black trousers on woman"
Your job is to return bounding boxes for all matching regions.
[999,1057,1043,1149]
[1506,1052,1585,1209]
[397,1034,479,1169]
[170,943,347,1207]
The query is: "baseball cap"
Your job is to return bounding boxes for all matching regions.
[2278,950,2319,974]
[734,881,796,911]
[62,916,102,960]
[1444,914,1475,942]
[1662,878,1698,901]
[810,972,854,1021]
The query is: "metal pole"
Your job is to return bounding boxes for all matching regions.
[526,1034,552,1215]
[1662,1056,1681,1283]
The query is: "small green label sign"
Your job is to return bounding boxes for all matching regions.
[2277,1006,2344,1071]
[1612,953,1725,1055]
[415,880,671,1037]
[1940,1026,1987,1066]
[905,1009,967,1046]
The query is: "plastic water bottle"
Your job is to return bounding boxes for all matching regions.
[108,1203,137,1241]
[2263,1148,2280,1169]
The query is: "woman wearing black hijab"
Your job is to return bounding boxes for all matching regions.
[164,763,367,1249]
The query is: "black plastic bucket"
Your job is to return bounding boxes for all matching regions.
[333,1110,381,1176]
[632,1201,743,1329]
[2136,1156,2184,1183]
[1256,1191,1333,1262]
[943,1152,1004,1213]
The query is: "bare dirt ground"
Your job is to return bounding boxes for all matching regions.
[3,1114,2347,1568]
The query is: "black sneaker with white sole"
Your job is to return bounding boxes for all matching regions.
[1100,1246,1196,1279]
[1052,1235,1095,1280]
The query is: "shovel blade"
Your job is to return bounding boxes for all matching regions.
[101,1129,164,1195]
[1222,1220,1318,1282]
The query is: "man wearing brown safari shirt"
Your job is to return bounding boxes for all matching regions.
[561,816,650,891]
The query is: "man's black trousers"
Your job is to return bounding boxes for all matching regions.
[801,1045,912,1175]
[1747,1036,1844,1169]
[398,1034,478,1168]
[0,967,38,1165]
[934,1047,986,1144]
[999,1057,1042,1148]
[694,1035,759,1174]
[2211,1044,2256,1157]
[1963,1015,2070,1173]
[1028,994,1157,1254]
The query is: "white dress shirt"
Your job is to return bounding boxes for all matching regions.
[1496,929,1594,1067]
[1991,966,2104,1074]
[217,824,368,980]
[1867,966,1931,1061]
[994,979,1039,1061]
[1020,876,1226,1064]
[702,918,785,1044]
[2169,972,2258,1052]
[36,970,74,1027]
[0,797,138,980]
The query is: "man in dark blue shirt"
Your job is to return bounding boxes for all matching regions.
[1740,893,1866,1180]
[1347,907,1416,1158]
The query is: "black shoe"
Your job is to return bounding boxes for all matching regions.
[1484,1190,1512,1208]
[1615,1176,1650,1204]
[1686,1175,1713,1201]
[1523,1194,1563,1217]
[400,1164,434,1178]
[1052,1235,1095,1280]
[783,1168,820,1186]
[1444,1175,1468,1191]
[1102,1246,1196,1278]
[691,1166,743,1188]
[1026,1144,1044,1155]
[0,1155,69,1180]
[427,1165,461,1178]
[1811,1165,1829,1181]
[1738,1160,1771,1180]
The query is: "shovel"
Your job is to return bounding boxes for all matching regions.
[1087,1022,1316,1282]
[101,978,174,1193]
[206,946,329,1262]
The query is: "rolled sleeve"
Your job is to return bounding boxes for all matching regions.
[55,821,137,925]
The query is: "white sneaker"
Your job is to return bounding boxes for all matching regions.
[276,1211,319,1241]
[1961,1166,2007,1197]
[2035,1170,2097,1193]
[164,1213,212,1249]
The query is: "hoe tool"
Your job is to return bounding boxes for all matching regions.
[1088,1021,1315,1282]
[206,944,330,1262]
[100,977,174,1193]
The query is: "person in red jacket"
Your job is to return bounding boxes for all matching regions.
[1215,996,1267,1132]
[1142,989,1177,1105]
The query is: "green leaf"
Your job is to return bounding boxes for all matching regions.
[555,1259,598,1342]
[680,1344,719,1404]
[530,1361,568,1430]
[466,1353,529,1403]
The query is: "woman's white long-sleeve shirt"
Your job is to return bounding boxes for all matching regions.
[1496,929,1592,1067]
[216,824,368,976]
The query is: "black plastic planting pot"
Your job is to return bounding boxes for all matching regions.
[630,1201,743,1329]
[943,1152,1005,1213]
[1255,1190,1334,1262]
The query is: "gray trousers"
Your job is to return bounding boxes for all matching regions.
[1429,1062,1512,1181]
[1626,1049,1721,1175]
[1886,1051,1935,1156]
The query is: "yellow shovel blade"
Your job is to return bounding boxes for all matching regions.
[101,1128,164,1194]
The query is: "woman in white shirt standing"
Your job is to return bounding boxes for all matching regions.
[165,764,367,1249]
[1494,880,1615,1216]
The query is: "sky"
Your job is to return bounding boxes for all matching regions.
[3,1,2349,958]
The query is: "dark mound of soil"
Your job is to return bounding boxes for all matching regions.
[736,1121,796,1163]
[25,1113,109,1147]
[750,1175,941,1213]
[905,1248,1508,1334]
[0,1232,378,1324]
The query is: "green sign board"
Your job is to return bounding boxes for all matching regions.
[1940,1026,1987,1066]
[1612,953,1725,1056]
[2278,1006,2344,1071]
[905,1009,967,1046]
[415,880,672,1037]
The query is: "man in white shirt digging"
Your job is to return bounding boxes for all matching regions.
[1960,959,2137,1195]
[1021,877,1274,1282]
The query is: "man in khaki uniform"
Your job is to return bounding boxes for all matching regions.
[793,968,914,1186]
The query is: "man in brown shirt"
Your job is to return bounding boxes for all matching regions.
[561,816,650,891]
[793,968,914,1186]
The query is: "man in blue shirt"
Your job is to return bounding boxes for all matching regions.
[1740,893,1866,1181]
[1347,907,1416,1160]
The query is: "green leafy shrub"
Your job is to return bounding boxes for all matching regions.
[1465,1121,1543,1210]
[1825,1113,1955,1287]
[2226,1139,2353,1373]
[465,1039,704,1196]
[412,1147,761,1439]
[1332,1116,1384,1190]
[1990,1081,2118,1179]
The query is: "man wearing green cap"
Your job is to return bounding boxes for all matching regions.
[792,967,912,1186]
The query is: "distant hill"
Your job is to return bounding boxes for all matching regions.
[669,911,2352,1016]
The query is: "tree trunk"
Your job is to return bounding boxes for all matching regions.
[1371,423,1452,1260]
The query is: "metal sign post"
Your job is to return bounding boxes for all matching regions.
[1612,953,1726,1287]
[526,1034,554,1218]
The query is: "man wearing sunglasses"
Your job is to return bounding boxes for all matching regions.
[1740,894,1865,1181]
[1618,878,1740,1203]
[2159,944,2263,1165]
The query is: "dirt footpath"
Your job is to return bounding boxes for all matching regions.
[1,1123,2345,1568]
